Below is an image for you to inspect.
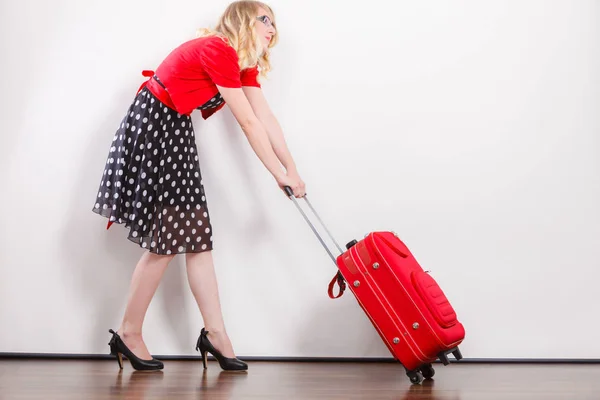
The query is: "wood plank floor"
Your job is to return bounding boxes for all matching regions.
[0,359,599,400]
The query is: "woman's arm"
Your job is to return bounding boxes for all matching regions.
[216,85,305,196]
[242,86,298,175]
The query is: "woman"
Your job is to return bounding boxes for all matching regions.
[93,0,305,371]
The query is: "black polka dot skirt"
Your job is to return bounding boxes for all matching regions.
[92,87,213,255]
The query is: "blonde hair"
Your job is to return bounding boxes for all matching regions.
[196,1,278,78]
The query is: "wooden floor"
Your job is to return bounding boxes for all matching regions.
[0,359,599,399]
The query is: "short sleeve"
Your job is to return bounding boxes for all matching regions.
[200,37,242,88]
[240,66,261,88]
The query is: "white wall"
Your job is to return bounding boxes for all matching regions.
[1,0,598,359]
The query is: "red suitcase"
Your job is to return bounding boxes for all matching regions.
[285,187,465,384]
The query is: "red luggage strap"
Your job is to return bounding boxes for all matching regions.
[328,271,346,299]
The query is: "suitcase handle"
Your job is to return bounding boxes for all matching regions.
[284,186,344,266]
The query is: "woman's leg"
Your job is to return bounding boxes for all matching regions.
[185,251,236,358]
[117,251,175,360]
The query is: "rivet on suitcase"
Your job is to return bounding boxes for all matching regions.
[284,187,466,385]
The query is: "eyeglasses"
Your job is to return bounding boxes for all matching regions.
[256,15,274,28]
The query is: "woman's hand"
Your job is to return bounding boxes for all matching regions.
[276,171,306,198]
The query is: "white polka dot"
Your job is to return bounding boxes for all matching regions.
[205,227,211,234]
[167,233,172,239]
[197,220,203,226]
[196,237,202,242]
[142,242,147,248]
[94,203,100,209]
[132,232,138,238]
[179,229,184,235]
[136,114,141,120]
[202,244,207,250]
[168,215,173,222]
[186,220,191,226]
[174,222,179,229]
[181,121,186,127]
[178,246,184,252]
[172,239,177,246]
[161,227,166,232]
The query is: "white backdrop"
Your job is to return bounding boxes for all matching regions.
[1,0,598,359]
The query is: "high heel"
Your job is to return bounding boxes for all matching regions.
[195,328,248,371]
[108,329,164,371]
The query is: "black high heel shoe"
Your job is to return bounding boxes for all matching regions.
[195,328,248,371]
[108,329,164,371]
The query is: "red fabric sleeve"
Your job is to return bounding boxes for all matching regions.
[200,37,242,88]
[240,66,261,88]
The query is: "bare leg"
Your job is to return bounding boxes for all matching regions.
[185,251,236,358]
[117,251,175,360]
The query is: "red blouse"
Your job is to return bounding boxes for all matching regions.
[142,35,261,119]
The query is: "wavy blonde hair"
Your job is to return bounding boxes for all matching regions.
[196,1,278,78]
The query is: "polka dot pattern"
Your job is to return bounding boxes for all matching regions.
[92,87,216,255]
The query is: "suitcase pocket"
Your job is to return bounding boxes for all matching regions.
[412,271,457,328]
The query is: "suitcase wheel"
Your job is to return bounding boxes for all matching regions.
[420,363,435,380]
[406,370,424,384]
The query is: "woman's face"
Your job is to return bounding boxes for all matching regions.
[255,7,276,52]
